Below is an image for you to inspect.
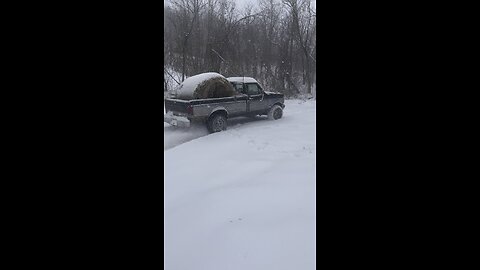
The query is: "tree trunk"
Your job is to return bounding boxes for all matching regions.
[182,38,187,81]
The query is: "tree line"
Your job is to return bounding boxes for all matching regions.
[164,0,316,97]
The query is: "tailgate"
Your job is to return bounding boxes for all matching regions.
[165,98,190,114]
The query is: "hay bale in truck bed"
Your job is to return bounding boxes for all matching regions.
[193,76,236,99]
[173,72,236,100]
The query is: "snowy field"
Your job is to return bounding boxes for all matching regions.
[164,100,316,270]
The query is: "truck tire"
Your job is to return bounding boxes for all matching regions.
[268,105,283,120]
[207,114,227,133]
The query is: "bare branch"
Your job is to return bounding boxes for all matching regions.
[211,49,226,62]
[165,68,181,85]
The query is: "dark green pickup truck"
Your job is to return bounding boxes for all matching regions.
[164,77,285,133]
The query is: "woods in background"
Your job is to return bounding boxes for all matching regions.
[164,0,316,97]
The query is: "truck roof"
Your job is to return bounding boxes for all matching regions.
[227,77,258,84]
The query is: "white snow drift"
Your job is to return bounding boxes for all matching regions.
[164,99,316,270]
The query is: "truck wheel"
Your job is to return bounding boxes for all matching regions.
[208,114,227,133]
[268,105,283,120]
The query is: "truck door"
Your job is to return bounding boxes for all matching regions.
[246,83,264,113]
[227,82,248,117]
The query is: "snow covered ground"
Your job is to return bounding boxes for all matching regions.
[164,100,316,270]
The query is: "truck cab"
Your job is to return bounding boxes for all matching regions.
[227,77,273,115]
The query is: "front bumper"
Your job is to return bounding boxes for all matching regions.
[164,112,190,128]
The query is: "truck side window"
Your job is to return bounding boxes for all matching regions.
[246,83,260,95]
[236,84,244,93]
[231,83,245,94]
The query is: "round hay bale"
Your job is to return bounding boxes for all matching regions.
[174,72,236,100]
[193,77,236,99]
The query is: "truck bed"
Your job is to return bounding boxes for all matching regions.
[165,95,248,114]
[165,98,190,114]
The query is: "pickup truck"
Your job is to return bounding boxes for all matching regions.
[164,77,285,133]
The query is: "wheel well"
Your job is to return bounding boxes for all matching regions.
[271,103,283,109]
[208,110,228,121]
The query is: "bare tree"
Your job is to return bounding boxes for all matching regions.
[169,0,207,81]
[283,0,315,94]
[164,0,316,97]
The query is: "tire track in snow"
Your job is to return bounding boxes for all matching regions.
[164,117,269,151]
[164,124,209,151]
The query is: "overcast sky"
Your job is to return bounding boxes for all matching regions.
[234,0,256,9]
